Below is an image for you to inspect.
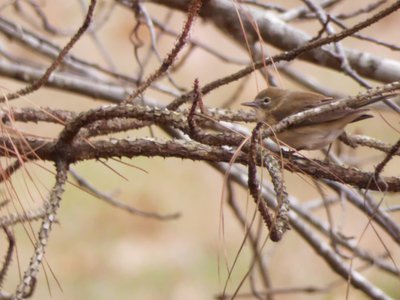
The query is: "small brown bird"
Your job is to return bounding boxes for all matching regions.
[242,87,372,150]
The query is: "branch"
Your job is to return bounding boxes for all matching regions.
[0,0,97,102]
[147,0,400,84]
[0,135,399,192]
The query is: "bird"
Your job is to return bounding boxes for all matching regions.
[241,87,373,150]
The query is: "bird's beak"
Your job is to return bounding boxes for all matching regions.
[241,101,258,107]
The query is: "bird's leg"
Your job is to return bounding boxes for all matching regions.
[322,143,333,163]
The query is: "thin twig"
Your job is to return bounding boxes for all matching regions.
[0,0,97,102]
[0,226,14,288]
[123,0,203,103]
[70,168,180,220]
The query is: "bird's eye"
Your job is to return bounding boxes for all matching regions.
[261,97,271,105]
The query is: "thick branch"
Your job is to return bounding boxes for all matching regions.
[1,136,399,192]
[148,0,400,83]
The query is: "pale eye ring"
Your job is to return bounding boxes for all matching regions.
[261,97,271,105]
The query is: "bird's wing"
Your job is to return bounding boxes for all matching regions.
[271,91,333,122]
[271,91,372,126]
[295,108,372,127]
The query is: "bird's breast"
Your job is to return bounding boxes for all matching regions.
[275,124,344,150]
